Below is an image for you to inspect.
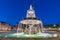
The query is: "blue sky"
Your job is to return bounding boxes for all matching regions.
[0,0,60,26]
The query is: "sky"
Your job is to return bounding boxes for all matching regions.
[0,0,60,26]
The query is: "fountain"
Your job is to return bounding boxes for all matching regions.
[0,5,53,38]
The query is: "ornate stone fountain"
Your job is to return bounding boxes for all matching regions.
[17,5,44,34]
[0,5,53,38]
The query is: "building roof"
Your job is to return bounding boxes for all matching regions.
[0,21,14,27]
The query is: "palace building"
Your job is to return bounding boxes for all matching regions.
[0,22,13,32]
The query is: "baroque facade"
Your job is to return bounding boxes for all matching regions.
[0,22,15,32]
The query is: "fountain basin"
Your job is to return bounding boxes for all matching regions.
[0,32,53,38]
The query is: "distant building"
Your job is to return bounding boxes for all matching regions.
[0,22,13,32]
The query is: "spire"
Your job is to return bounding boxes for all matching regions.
[30,5,33,10]
[26,5,36,18]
